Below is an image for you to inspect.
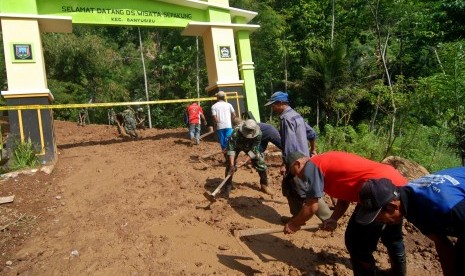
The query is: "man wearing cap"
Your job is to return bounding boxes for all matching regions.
[258,122,317,153]
[264,91,329,223]
[211,91,236,151]
[357,167,465,276]
[264,91,317,172]
[284,150,408,275]
[223,119,271,197]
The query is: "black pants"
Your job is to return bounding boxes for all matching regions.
[345,205,406,276]
[450,198,465,275]
[223,155,268,196]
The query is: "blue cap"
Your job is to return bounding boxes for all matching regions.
[264,91,289,106]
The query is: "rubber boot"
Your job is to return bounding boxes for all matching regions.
[258,170,272,195]
[388,251,407,276]
[350,259,376,276]
[223,164,233,198]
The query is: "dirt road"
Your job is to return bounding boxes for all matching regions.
[0,121,442,275]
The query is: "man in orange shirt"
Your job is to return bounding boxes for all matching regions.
[284,151,408,276]
[186,102,207,145]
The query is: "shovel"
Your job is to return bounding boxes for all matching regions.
[203,174,232,202]
[234,224,320,238]
[233,224,320,263]
[203,162,246,202]
[199,126,214,140]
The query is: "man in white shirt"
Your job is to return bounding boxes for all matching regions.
[211,91,236,150]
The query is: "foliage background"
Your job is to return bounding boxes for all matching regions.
[0,0,463,171]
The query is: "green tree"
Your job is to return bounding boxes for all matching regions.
[301,42,350,126]
[420,42,465,165]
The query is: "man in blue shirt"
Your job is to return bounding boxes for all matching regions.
[357,167,465,276]
[258,122,317,153]
[264,91,317,173]
[264,91,330,223]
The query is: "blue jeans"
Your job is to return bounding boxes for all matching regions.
[189,124,201,143]
[345,205,406,276]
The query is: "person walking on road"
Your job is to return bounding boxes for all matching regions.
[211,91,236,151]
[284,151,409,276]
[357,166,465,276]
[186,102,207,145]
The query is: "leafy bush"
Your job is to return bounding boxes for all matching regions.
[317,123,461,172]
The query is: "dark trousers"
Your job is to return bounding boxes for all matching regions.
[450,198,465,275]
[345,205,406,276]
[223,155,268,196]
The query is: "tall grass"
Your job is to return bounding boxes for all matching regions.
[10,138,40,171]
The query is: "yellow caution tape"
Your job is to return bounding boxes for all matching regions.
[0,95,243,111]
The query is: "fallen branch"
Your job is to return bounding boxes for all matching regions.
[0,213,26,231]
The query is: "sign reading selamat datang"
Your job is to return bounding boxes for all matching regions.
[36,0,207,27]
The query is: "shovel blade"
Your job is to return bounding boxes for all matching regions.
[203,191,217,202]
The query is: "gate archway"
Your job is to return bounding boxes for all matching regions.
[0,0,260,163]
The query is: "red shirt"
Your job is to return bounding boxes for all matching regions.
[186,103,204,124]
[310,151,407,202]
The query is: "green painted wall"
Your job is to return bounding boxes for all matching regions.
[206,7,230,23]
[0,0,38,14]
[236,30,259,120]
[1,0,208,28]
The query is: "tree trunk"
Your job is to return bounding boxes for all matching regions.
[367,0,396,156]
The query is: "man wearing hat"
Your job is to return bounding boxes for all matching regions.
[223,119,271,197]
[357,167,465,276]
[284,150,408,275]
[211,91,236,151]
[264,91,328,223]
[264,91,317,172]
[258,122,318,153]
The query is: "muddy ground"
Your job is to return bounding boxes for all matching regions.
[0,120,442,275]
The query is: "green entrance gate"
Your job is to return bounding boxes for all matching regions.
[0,0,260,163]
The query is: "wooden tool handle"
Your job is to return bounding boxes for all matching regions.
[234,224,320,237]
[210,174,232,196]
[199,131,214,140]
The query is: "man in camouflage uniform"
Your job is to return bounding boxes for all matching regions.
[223,119,271,198]
[121,108,138,138]
[109,108,138,138]
[108,108,116,126]
[136,107,146,130]
[77,108,88,126]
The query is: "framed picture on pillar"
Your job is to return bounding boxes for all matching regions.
[11,43,35,63]
[218,45,232,60]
